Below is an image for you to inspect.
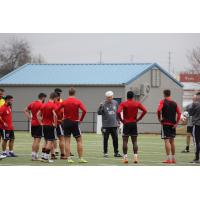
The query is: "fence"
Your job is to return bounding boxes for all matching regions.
[12,111,184,133]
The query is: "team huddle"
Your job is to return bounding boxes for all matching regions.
[0,87,200,164]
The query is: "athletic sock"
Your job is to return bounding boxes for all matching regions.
[45,149,51,160]
[167,155,170,160]
[171,155,175,160]
[133,154,138,159]
[32,152,36,159]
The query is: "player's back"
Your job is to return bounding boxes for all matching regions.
[0,104,13,130]
[41,101,55,125]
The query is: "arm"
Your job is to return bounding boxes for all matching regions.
[173,105,181,128]
[117,103,124,123]
[79,102,87,122]
[97,103,104,115]
[136,103,147,122]
[36,110,43,126]
[0,109,7,127]
[157,100,163,123]
[188,103,196,116]
[24,106,32,120]
[52,110,58,127]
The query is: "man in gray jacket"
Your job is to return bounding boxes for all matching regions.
[188,92,200,163]
[98,91,122,158]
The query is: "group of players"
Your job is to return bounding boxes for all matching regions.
[0,86,200,164]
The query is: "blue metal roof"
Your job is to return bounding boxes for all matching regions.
[0,63,183,87]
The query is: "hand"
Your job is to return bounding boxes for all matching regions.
[52,122,57,127]
[173,124,178,129]
[3,122,8,127]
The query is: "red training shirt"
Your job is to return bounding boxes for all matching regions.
[0,104,13,130]
[40,101,57,126]
[57,97,87,122]
[54,100,64,125]
[117,99,147,124]
[27,100,43,126]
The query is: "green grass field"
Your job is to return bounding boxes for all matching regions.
[0,131,198,166]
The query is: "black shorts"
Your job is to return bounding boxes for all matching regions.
[55,124,64,138]
[1,130,15,140]
[43,125,56,141]
[161,125,176,139]
[0,128,3,138]
[123,122,138,137]
[63,119,81,138]
[187,126,193,134]
[31,126,43,138]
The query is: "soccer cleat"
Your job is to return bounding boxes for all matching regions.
[2,153,7,157]
[123,158,128,164]
[67,158,75,163]
[171,159,176,164]
[41,158,54,163]
[79,158,88,163]
[51,154,57,160]
[133,157,139,164]
[162,159,171,164]
[55,152,59,156]
[8,152,18,157]
[0,154,6,159]
[60,156,68,160]
[181,149,190,153]
[104,153,109,158]
[190,159,200,164]
[114,153,122,158]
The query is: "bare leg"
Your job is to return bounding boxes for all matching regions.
[65,136,71,158]
[76,136,83,158]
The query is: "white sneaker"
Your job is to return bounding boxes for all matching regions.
[0,154,6,159]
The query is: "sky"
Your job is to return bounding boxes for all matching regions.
[0,33,200,73]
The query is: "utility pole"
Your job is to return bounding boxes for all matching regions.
[168,51,172,74]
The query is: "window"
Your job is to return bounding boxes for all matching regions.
[151,68,161,87]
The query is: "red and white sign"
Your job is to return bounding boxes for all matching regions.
[180,73,200,82]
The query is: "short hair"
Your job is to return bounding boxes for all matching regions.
[196,92,200,96]
[163,89,171,97]
[49,92,58,100]
[38,93,47,99]
[5,95,13,100]
[0,88,4,92]
[127,91,134,99]
[54,88,62,94]
[69,87,76,96]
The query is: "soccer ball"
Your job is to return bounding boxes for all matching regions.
[181,111,189,123]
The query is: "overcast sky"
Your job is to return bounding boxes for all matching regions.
[0,33,200,73]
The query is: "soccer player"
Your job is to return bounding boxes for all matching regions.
[157,89,181,164]
[24,93,47,161]
[37,92,58,163]
[57,87,87,163]
[0,95,17,157]
[188,92,200,163]
[98,91,122,158]
[0,88,5,144]
[117,91,147,164]
[181,95,197,153]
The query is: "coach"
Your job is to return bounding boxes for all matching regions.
[98,91,122,158]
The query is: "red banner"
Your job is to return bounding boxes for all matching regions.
[180,73,200,82]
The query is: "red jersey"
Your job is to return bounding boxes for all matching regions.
[117,99,147,124]
[54,100,64,125]
[41,101,57,126]
[57,97,87,122]
[0,104,13,130]
[27,100,43,126]
[157,97,181,126]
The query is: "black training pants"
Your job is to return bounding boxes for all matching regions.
[192,125,200,160]
[102,127,119,154]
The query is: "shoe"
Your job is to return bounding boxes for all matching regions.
[55,152,59,156]
[67,158,75,163]
[2,153,7,158]
[162,159,171,164]
[123,158,128,164]
[0,154,6,159]
[190,159,200,164]
[51,154,57,160]
[70,152,74,156]
[32,158,41,161]
[181,149,190,153]
[114,153,122,158]
[104,153,109,158]
[41,158,54,163]
[60,156,68,160]
[8,152,18,157]
[171,159,176,164]
[79,158,88,163]
[133,157,139,164]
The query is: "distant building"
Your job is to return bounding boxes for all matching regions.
[0,63,183,133]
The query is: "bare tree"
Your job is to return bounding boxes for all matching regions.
[0,38,46,77]
[187,46,200,73]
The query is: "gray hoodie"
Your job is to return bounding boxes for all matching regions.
[188,99,200,126]
[97,100,119,128]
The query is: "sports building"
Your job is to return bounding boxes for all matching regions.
[0,63,183,133]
